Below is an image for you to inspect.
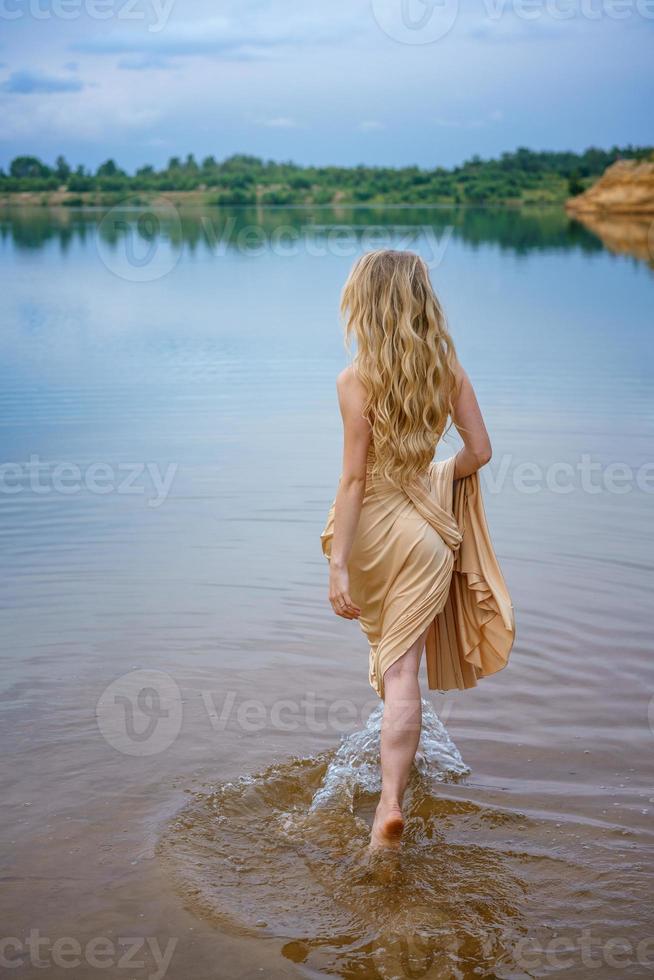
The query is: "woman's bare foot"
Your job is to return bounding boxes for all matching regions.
[369,800,404,850]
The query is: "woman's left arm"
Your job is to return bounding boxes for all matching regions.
[451,365,492,480]
[328,368,370,620]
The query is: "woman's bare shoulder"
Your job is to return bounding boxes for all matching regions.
[336,365,368,416]
[336,364,365,394]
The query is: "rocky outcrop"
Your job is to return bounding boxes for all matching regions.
[566,159,654,215]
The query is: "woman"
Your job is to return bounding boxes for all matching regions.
[321,250,514,851]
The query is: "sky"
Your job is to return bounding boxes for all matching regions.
[0,0,652,171]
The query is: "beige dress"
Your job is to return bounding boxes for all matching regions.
[320,445,515,699]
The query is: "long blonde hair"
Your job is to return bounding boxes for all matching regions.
[341,249,459,487]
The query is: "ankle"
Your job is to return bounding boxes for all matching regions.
[378,795,402,811]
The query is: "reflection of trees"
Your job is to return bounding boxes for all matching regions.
[0,204,611,261]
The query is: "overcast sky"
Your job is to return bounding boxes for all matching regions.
[0,0,652,171]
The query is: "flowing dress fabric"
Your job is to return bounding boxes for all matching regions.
[320,449,515,699]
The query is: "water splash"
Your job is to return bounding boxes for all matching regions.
[310,698,468,812]
[159,701,526,978]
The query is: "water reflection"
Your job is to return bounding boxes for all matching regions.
[571,211,654,267]
[0,203,618,263]
[1,198,652,979]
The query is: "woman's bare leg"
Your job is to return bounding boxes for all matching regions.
[370,626,429,850]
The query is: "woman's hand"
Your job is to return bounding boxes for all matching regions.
[329,562,361,620]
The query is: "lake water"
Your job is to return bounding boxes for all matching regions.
[0,205,652,979]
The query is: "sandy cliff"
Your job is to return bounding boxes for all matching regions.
[566,159,654,215]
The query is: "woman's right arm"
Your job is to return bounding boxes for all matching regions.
[451,366,492,479]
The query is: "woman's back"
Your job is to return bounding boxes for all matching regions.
[323,249,514,851]
[340,250,459,488]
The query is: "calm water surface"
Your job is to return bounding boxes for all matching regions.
[0,206,653,979]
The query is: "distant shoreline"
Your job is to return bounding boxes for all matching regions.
[3,145,652,210]
[0,191,567,210]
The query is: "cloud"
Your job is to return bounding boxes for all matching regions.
[359,120,384,131]
[71,12,352,64]
[260,117,298,128]
[1,70,84,94]
[74,32,251,60]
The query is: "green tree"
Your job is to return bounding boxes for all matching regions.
[55,155,71,182]
[10,156,50,179]
[96,159,123,178]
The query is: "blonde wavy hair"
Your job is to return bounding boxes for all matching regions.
[341,249,459,487]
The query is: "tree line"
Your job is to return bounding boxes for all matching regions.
[2,145,652,206]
